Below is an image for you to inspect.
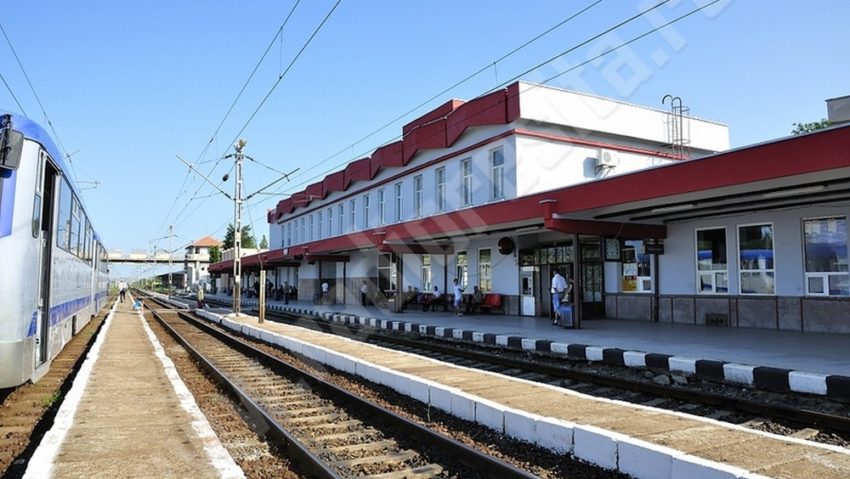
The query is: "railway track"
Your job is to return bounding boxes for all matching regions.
[146,299,542,479]
[0,304,110,479]
[242,305,850,449]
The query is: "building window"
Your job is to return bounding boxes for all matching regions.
[394,182,403,222]
[338,204,344,233]
[363,194,370,228]
[479,248,492,292]
[378,253,397,293]
[308,214,314,241]
[378,189,386,225]
[456,251,468,290]
[350,199,356,231]
[435,167,446,212]
[696,228,728,294]
[327,207,333,237]
[285,223,291,247]
[422,254,432,291]
[491,148,504,200]
[803,217,849,296]
[621,240,652,293]
[317,211,322,240]
[738,223,775,295]
[461,158,472,206]
[413,174,423,218]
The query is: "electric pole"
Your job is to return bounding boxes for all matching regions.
[168,224,174,296]
[233,139,246,315]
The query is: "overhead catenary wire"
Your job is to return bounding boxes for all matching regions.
[244,0,720,243]
[153,0,302,242]
[165,0,343,239]
[0,69,27,116]
[267,0,605,194]
[249,0,677,205]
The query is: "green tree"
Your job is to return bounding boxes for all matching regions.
[209,246,221,263]
[792,119,830,135]
[222,224,257,249]
[259,235,268,249]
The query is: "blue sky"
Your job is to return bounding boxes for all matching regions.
[2,1,848,280]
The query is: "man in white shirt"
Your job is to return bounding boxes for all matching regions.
[551,271,567,325]
[321,281,329,303]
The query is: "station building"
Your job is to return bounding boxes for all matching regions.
[213,81,850,334]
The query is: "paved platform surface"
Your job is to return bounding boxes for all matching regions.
[24,298,243,479]
[212,311,850,479]
[206,293,850,377]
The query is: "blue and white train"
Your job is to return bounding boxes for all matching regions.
[0,112,109,388]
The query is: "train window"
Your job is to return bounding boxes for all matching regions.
[57,180,72,250]
[84,219,91,261]
[70,196,81,257]
[32,152,45,238]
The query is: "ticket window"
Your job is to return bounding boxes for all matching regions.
[621,240,653,293]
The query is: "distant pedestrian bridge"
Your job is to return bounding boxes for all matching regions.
[107,251,182,264]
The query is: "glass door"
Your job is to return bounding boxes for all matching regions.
[580,236,605,318]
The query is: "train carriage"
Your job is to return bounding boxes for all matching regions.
[0,112,108,388]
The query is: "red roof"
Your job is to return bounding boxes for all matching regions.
[193,236,222,247]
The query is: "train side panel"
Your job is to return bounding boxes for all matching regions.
[0,140,42,387]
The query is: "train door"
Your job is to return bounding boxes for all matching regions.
[34,155,56,366]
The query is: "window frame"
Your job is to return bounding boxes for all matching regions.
[478,248,492,292]
[737,222,776,296]
[435,167,446,212]
[394,182,403,223]
[413,174,423,218]
[350,199,356,231]
[378,188,386,225]
[695,226,729,295]
[490,147,505,200]
[363,194,370,228]
[802,215,849,296]
[327,207,333,237]
[461,158,472,206]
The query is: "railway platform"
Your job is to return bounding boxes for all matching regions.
[23,297,243,479]
[205,293,850,401]
[197,305,850,479]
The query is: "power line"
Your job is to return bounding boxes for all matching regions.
[0,69,27,115]
[165,0,343,238]
[251,1,675,203]
[154,0,302,242]
[223,0,343,153]
[271,0,604,191]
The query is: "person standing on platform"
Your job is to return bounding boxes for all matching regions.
[361,281,369,306]
[118,280,127,303]
[452,279,464,316]
[321,281,329,303]
[283,281,290,304]
[551,270,567,325]
[197,287,205,309]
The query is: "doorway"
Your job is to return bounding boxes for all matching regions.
[579,236,605,318]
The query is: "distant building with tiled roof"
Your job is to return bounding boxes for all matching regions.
[184,235,222,289]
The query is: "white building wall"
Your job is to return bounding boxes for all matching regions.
[516,136,674,197]
[517,82,729,153]
[661,202,850,296]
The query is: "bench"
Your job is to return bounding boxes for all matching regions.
[478,293,504,314]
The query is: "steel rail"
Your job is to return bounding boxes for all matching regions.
[260,307,850,435]
[146,296,538,479]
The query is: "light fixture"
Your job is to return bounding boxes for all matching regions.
[762,185,825,199]
[650,203,695,214]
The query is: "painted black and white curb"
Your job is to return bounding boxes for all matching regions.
[244,302,850,403]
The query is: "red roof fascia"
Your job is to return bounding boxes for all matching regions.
[324,171,346,194]
[305,181,325,201]
[370,141,404,177]
[447,89,509,145]
[402,99,464,136]
[403,117,448,165]
[345,157,371,183]
[555,124,850,214]
[506,82,521,122]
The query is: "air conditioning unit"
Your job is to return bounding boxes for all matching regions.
[595,150,619,176]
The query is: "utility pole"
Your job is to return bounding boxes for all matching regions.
[233,139,246,315]
[176,142,297,318]
[168,224,174,296]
